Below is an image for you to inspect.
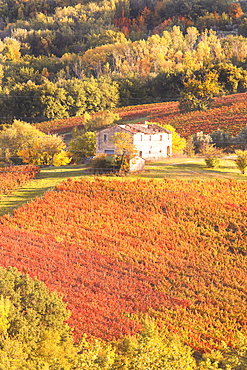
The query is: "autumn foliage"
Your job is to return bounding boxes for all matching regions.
[0,177,247,353]
[0,165,40,195]
[35,92,247,139]
[117,92,247,138]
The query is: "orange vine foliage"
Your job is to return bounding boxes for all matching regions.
[116,92,247,138]
[0,165,40,195]
[36,117,85,134]
[0,178,247,352]
[35,92,247,138]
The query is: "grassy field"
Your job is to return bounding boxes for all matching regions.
[136,156,244,180]
[0,156,246,216]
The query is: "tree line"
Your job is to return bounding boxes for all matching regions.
[0,0,246,122]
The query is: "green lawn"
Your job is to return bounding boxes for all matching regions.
[0,156,245,216]
[135,156,244,180]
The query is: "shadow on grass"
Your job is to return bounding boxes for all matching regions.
[0,164,90,216]
[139,160,243,180]
[37,164,90,180]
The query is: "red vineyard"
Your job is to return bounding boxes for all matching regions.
[117,92,247,138]
[1,178,247,352]
[0,165,40,195]
[35,92,247,139]
[36,116,85,134]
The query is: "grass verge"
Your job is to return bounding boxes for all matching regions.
[0,165,90,216]
[0,156,246,216]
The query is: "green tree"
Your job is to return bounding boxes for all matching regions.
[213,63,247,94]
[86,30,127,49]
[115,318,196,370]
[232,126,247,150]
[0,120,70,165]
[234,150,247,174]
[0,120,46,161]
[85,111,120,132]
[210,129,231,150]
[112,131,137,159]
[63,79,87,117]
[179,71,222,112]
[0,81,41,122]
[110,131,137,173]
[69,131,96,163]
[192,131,213,153]
[202,144,222,168]
[40,80,73,119]
[0,266,77,369]
[184,136,195,157]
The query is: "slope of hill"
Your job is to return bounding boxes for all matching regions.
[117,92,247,137]
[1,177,247,354]
[37,92,247,138]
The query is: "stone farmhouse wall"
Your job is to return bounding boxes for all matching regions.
[96,123,172,160]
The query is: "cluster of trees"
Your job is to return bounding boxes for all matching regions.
[0,0,246,122]
[0,76,119,124]
[0,120,71,165]
[0,266,77,369]
[184,126,247,173]
[0,0,245,37]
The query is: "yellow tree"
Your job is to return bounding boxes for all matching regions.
[235,150,247,174]
[0,120,46,162]
[18,135,71,166]
[112,131,137,158]
[0,297,10,337]
[164,124,186,153]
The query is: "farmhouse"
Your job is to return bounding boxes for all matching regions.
[96,122,172,160]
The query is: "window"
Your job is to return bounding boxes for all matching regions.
[105,150,114,155]
[104,134,107,142]
[160,135,162,141]
[149,135,152,141]
[140,135,143,141]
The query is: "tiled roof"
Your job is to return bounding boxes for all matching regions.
[119,123,172,134]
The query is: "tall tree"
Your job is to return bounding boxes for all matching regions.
[0,266,77,369]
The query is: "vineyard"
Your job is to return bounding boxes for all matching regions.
[36,116,85,134]
[0,165,40,195]
[118,93,247,138]
[1,177,247,353]
[36,92,247,138]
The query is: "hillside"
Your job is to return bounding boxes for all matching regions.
[37,92,247,138]
[1,177,247,355]
[118,92,247,137]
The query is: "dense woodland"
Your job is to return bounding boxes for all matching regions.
[0,0,247,123]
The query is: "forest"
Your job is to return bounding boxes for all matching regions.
[0,0,247,123]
